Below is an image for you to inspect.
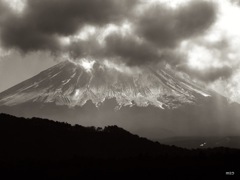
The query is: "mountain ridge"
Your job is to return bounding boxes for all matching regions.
[0,60,211,109]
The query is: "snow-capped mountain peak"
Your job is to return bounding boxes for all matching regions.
[0,60,210,109]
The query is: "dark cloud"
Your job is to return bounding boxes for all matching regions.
[178,65,233,82]
[0,0,138,52]
[178,37,235,82]
[67,32,186,66]
[0,15,61,52]
[136,1,217,48]
[0,0,217,56]
[0,1,7,15]
[194,35,229,53]
[0,0,224,82]
[231,0,240,6]
[67,35,104,60]
[0,1,11,27]
[104,33,160,66]
[66,0,217,67]
[66,33,160,66]
[79,0,217,67]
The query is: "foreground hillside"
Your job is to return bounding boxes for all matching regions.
[0,113,239,179]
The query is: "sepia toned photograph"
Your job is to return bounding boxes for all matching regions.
[0,0,240,179]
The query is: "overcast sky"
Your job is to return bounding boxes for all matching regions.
[0,0,240,103]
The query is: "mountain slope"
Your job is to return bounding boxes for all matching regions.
[0,60,210,108]
[0,60,240,139]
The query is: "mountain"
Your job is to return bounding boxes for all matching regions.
[0,60,240,139]
[0,113,240,179]
[0,60,210,108]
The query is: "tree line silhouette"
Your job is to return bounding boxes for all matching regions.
[0,113,239,179]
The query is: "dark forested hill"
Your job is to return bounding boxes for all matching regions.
[0,113,239,179]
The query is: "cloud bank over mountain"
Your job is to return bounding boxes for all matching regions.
[0,0,240,103]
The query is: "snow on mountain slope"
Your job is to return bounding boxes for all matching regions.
[1,60,240,139]
[0,60,210,109]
